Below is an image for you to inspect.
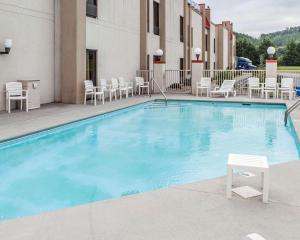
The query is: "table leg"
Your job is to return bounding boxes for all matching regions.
[263,170,270,203]
[227,166,233,199]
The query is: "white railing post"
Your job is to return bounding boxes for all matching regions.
[266,60,278,79]
[153,60,166,93]
[191,60,204,95]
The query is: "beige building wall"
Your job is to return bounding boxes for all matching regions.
[191,9,202,61]
[165,0,184,69]
[0,0,55,111]
[223,28,229,69]
[86,0,140,82]
[147,0,161,69]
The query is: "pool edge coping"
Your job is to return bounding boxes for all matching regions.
[0,97,296,144]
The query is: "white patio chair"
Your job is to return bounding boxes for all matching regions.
[196,77,212,97]
[263,78,277,99]
[135,77,150,95]
[118,77,134,99]
[100,79,117,102]
[278,78,294,99]
[6,82,28,113]
[248,77,262,98]
[210,80,236,98]
[84,80,104,106]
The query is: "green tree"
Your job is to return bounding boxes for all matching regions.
[236,39,260,65]
[282,41,299,66]
[258,38,276,65]
[295,43,300,66]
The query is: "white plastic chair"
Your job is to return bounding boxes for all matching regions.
[196,77,212,96]
[210,80,236,98]
[100,79,117,102]
[135,77,150,95]
[263,78,277,99]
[6,82,28,113]
[118,77,134,99]
[278,78,294,95]
[248,77,262,98]
[84,80,104,106]
[111,78,120,99]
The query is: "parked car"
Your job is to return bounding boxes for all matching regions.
[236,57,257,70]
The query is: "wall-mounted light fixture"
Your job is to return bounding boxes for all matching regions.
[154,49,164,61]
[194,48,202,61]
[0,39,13,55]
[267,46,276,59]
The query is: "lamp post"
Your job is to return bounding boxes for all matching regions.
[0,39,13,55]
[194,48,201,61]
[266,46,277,79]
[267,46,276,60]
[154,49,164,62]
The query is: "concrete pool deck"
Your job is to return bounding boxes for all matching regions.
[0,95,300,239]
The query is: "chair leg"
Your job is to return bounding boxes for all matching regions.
[84,93,87,105]
[8,99,11,113]
[26,98,28,112]
[94,93,97,106]
[102,94,105,105]
[20,99,23,111]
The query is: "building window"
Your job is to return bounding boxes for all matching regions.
[214,38,216,53]
[180,16,184,42]
[191,27,194,47]
[86,0,97,18]
[147,0,150,32]
[205,62,208,70]
[147,54,150,70]
[86,49,97,85]
[205,34,208,51]
[214,62,216,69]
[180,58,184,70]
[153,1,160,35]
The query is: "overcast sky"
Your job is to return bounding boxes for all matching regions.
[198,0,300,38]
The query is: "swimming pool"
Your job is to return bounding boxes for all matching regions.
[0,100,299,221]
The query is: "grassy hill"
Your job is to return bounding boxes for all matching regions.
[261,26,300,47]
[236,27,300,66]
[237,26,300,48]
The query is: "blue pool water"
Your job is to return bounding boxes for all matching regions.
[0,100,299,221]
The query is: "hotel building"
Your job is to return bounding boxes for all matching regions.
[0,0,236,110]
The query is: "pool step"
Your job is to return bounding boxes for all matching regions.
[144,101,184,109]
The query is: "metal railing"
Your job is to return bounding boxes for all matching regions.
[151,77,168,103]
[136,70,167,103]
[165,70,192,94]
[136,69,300,99]
[284,99,300,126]
[203,70,266,95]
[278,70,300,87]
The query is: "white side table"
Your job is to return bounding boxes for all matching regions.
[227,154,270,203]
[18,80,41,110]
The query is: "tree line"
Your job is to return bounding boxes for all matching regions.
[236,38,300,67]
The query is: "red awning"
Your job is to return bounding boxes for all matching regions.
[205,17,210,29]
